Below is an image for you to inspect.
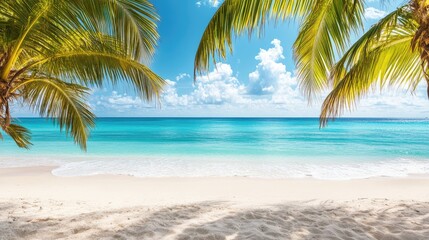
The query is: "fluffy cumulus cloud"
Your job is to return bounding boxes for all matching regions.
[159,39,309,113]
[196,0,222,8]
[248,39,304,107]
[364,7,386,20]
[162,63,247,107]
[248,39,285,95]
[193,63,247,104]
[92,39,302,115]
[162,80,192,107]
[85,38,429,117]
[175,73,190,81]
[104,91,143,112]
[90,89,155,115]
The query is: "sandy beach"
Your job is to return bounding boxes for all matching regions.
[3,0,429,239]
[0,167,428,239]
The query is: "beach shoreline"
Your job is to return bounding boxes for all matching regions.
[1,166,429,206]
[1,166,429,239]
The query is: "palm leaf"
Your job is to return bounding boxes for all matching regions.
[61,0,160,61]
[320,12,421,126]
[293,0,364,99]
[0,0,159,61]
[0,0,163,149]
[194,0,313,78]
[2,123,32,149]
[30,51,165,101]
[14,78,95,150]
[330,6,414,87]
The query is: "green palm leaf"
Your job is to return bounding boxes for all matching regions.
[293,0,364,99]
[196,0,428,124]
[15,78,95,150]
[320,7,421,126]
[330,6,414,87]
[3,123,32,149]
[194,0,313,78]
[0,0,163,149]
[61,0,160,60]
[194,0,364,99]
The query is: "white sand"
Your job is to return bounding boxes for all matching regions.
[1,167,429,239]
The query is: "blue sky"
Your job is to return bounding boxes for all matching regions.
[14,0,429,117]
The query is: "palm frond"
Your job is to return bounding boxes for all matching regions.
[15,78,95,150]
[4,7,165,100]
[3,123,32,149]
[30,50,165,101]
[0,0,50,80]
[0,0,159,61]
[293,0,364,99]
[62,0,160,61]
[194,0,314,78]
[330,5,415,86]
[320,13,421,126]
[0,0,162,150]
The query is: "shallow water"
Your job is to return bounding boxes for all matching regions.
[1,118,429,179]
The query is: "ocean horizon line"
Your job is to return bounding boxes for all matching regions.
[3,117,429,180]
[12,116,429,120]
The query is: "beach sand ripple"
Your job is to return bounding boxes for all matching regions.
[1,199,428,240]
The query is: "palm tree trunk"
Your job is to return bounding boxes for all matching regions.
[0,76,10,127]
[411,0,429,98]
[4,101,10,127]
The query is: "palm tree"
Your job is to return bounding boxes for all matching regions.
[0,0,165,150]
[194,0,428,126]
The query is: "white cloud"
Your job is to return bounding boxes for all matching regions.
[86,38,429,117]
[159,39,309,113]
[162,63,248,106]
[193,63,248,104]
[157,39,429,117]
[248,39,287,94]
[106,91,143,112]
[162,80,192,107]
[364,7,386,20]
[247,39,307,109]
[12,33,429,118]
[210,0,222,7]
[196,0,222,8]
[357,83,429,114]
[176,73,190,81]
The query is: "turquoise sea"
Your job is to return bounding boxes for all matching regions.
[1,118,429,179]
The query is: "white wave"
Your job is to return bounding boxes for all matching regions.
[2,155,429,180]
[46,157,429,180]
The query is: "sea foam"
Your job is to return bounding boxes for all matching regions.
[2,118,429,180]
[46,156,429,180]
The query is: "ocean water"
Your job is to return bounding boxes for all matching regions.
[1,118,429,180]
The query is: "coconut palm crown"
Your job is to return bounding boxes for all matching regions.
[0,0,165,150]
[194,0,429,125]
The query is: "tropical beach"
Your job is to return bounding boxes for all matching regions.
[2,0,429,239]
[1,118,429,239]
[1,167,429,239]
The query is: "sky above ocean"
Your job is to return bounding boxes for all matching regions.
[13,0,428,118]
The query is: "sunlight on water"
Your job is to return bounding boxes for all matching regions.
[1,118,428,179]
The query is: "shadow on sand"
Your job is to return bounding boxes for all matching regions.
[1,199,429,240]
